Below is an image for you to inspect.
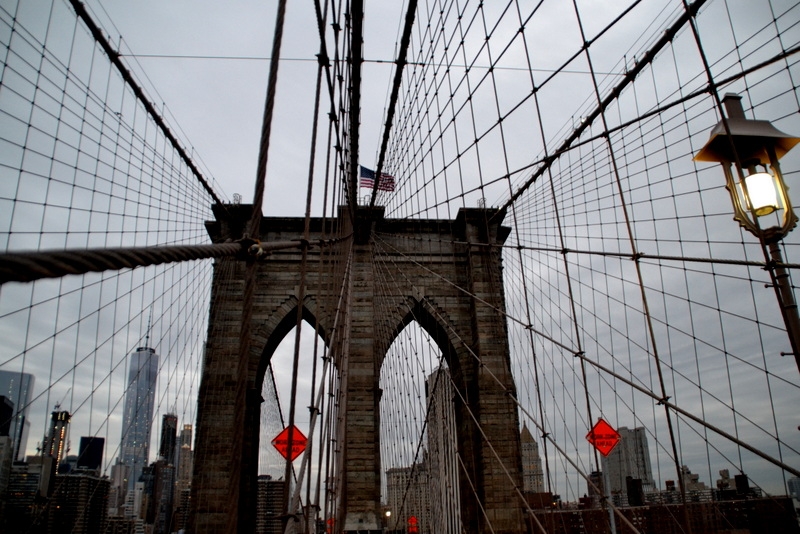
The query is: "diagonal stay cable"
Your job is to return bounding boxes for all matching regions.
[373,231,800,479]
[496,0,707,218]
[372,232,579,354]
[67,0,225,207]
[370,235,641,534]
[578,354,800,479]
[369,0,418,208]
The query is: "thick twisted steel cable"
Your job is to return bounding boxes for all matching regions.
[0,238,356,285]
[0,243,240,284]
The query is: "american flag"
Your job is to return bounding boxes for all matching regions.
[359,166,395,191]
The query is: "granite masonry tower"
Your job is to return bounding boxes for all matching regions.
[190,206,525,534]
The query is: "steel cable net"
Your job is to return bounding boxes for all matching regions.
[372,0,800,532]
[2,0,800,533]
[0,0,219,530]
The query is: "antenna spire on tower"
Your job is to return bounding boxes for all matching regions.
[145,309,152,349]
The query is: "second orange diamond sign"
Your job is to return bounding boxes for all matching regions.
[586,418,620,457]
[272,425,308,461]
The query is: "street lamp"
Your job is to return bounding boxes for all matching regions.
[694,93,800,373]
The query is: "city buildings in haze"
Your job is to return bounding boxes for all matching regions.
[602,426,654,494]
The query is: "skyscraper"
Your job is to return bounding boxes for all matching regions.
[177,424,193,483]
[601,426,654,494]
[520,423,544,493]
[107,460,130,517]
[385,463,430,534]
[174,424,193,531]
[150,414,178,534]
[425,367,459,534]
[42,409,71,465]
[78,436,105,472]
[0,370,34,461]
[119,345,159,493]
[255,474,285,534]
[158,413,177,465]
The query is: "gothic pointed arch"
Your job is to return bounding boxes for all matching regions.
[249,294,331,391]
[378,295,468,380]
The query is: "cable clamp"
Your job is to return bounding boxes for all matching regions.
[247,240,270,259]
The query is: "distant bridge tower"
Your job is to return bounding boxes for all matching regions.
[190,205,525,534]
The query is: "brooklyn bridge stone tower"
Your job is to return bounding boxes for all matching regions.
[190,204,525,533]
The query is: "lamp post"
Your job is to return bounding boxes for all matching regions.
[694,93,800,373]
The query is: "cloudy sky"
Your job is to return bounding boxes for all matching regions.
[86,0,405,214]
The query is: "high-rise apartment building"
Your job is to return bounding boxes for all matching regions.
[4,456,56,531]
[255,474,285,534]
[107,460,130,517]
[601,426,654,494]
[520,423,544,493]
[119,345,159,493]
[0,396,13,437]
[425,367,459,534]
[0,370,34,461]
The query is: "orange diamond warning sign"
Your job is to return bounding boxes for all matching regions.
[272,425,308,461]
[586,418,620,457]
